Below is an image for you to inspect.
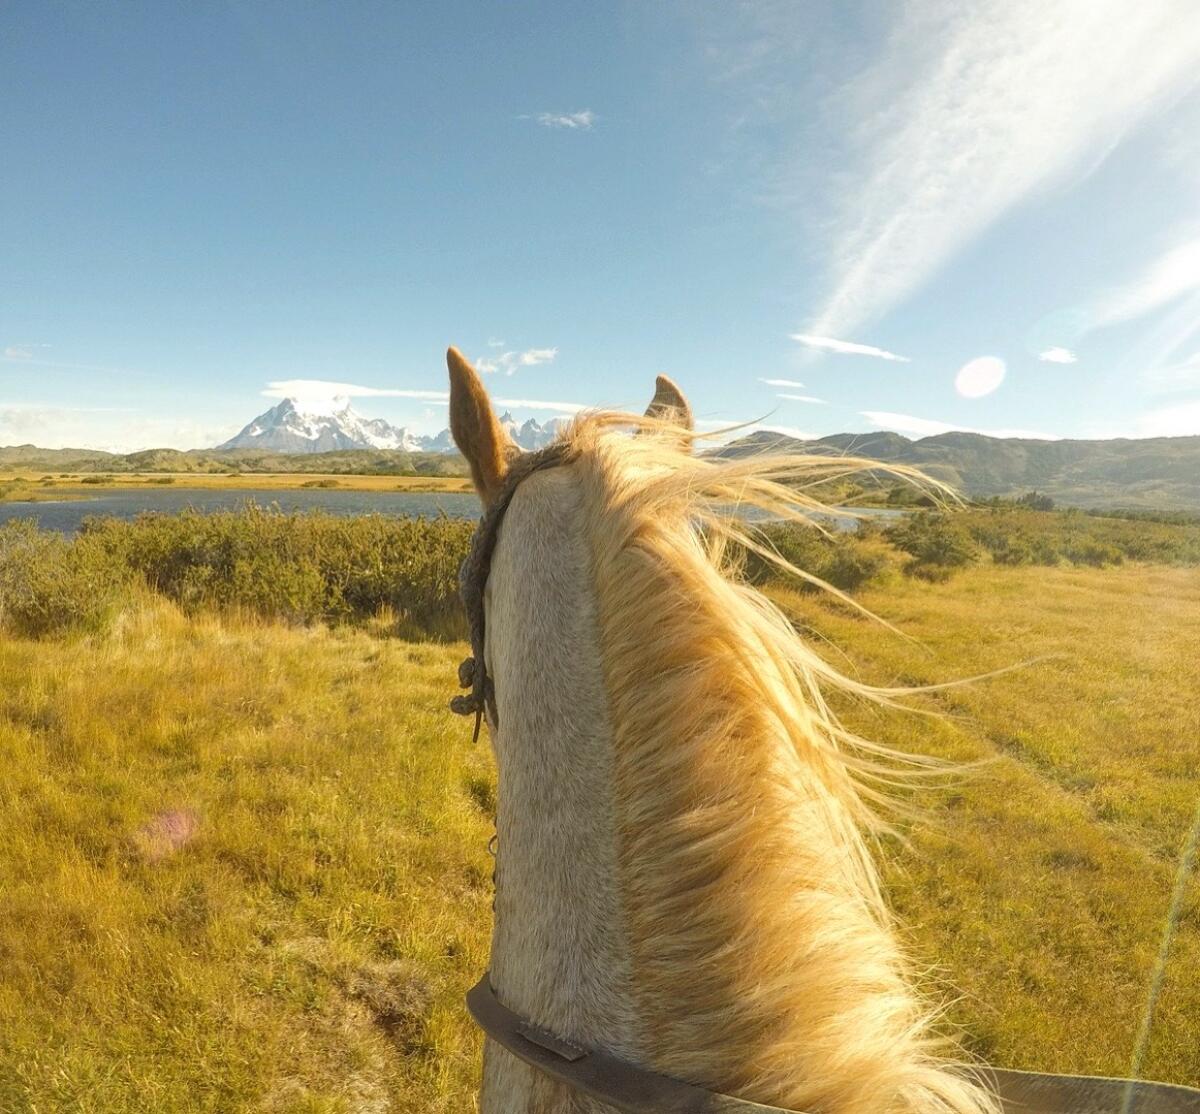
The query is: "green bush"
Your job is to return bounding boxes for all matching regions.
[960,508,1198,568]
[80,504,475,634]
[886,513,979,578]
[742,522,895,593]
[0,520,133,637]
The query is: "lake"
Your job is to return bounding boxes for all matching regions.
[0,488,907,534]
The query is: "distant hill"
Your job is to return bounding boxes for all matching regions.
[5,428,1200,510]
[717,431,1200,510]
[0,445,117,470]
[0,443,468,478]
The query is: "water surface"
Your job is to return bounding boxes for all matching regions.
[0,489,483,534]
[0,487,907,534]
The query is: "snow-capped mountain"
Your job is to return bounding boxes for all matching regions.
[497,411,572,451]
[217,398,424,453]
[217,398,569,454]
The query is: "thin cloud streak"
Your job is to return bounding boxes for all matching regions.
[1090,233,1200,328]
[0,405,237,453]
[759,377,806,388]
[861,409,1058,440]
[809,1,1200,336]
[262,378,584,414]
[1143,350,1200,392]
[493,397,585,414]
[695,418,818,443]
[2,354,144,376]
[476,347,558,375]
[1039,347,1079,364]
[777,393,827,404]
[1137,398,1200,436]
[263,380,448,402]
[790,334,910,362]
[534,110,595,130]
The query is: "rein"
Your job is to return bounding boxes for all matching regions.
[448,445,1200,1114]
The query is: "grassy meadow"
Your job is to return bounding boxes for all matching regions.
[0,506,1197,1109]
[0,471,472,504]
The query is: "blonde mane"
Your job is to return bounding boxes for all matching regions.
[561,414,996,1114]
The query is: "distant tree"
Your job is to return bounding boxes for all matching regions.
[1016,491,1055,511]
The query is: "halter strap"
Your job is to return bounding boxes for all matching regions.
[449,440,576,739]
[468,973,1200,1114]
[466,973,799,1113]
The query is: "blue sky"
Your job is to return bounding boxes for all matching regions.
[3,1,1200,451]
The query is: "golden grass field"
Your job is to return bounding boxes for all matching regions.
[0,472,472,502]
[1,564,1197,1111]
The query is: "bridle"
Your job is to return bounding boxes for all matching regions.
[447,444,1200,1114]
[449,440,576,741]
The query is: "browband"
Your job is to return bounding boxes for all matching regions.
[467,974,1200,1114]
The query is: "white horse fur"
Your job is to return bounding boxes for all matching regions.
[447,346,997,1114]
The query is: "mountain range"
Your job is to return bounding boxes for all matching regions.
[2,399,1198,510]
[218,397,567,454]
[716,429,1200,510]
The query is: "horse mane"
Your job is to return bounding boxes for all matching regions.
[562,414,997,1114]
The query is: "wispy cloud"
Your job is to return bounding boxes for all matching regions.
[263,380,448,403]
[758,377,806,388]
[861,410,1057,440]
[1090,233,1200,328]
[790,333,911,362]
[533,110,596,130]
[1,353,146,376]
[4,345,33,359]
[492,396,584,414]
[475,347,558,375]
[803,2,1200,336]
[1136,398,1200,436]
[1143,350,1200,392]
[757,424,817,441]
[777,393,827,404]
[261,378,583,415]
[695,418,818,443]
[0,404,238,453]
[1039,347,1079,364]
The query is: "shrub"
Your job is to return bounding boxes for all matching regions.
[80,503,475,634]
[991,537,1035,566]
[0,520,133,637]
[741,522,895,593]
[1063,540,1124,568]
[886,513,979,578]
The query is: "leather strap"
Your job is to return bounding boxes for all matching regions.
[982,1067,1200,1113]
[467,974,791,1112]
[467,974,1200,1114]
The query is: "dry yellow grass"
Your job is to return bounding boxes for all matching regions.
[0,471,472,501]
[0,600,492,1112]
[770,564,1199,1084]
[0,564,1196,1111]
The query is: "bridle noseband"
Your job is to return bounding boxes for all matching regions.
[447,442,1200,1114]
[449,440,576,741]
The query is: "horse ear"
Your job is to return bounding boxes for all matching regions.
[643,374,694,447]
[447,346,517,505]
